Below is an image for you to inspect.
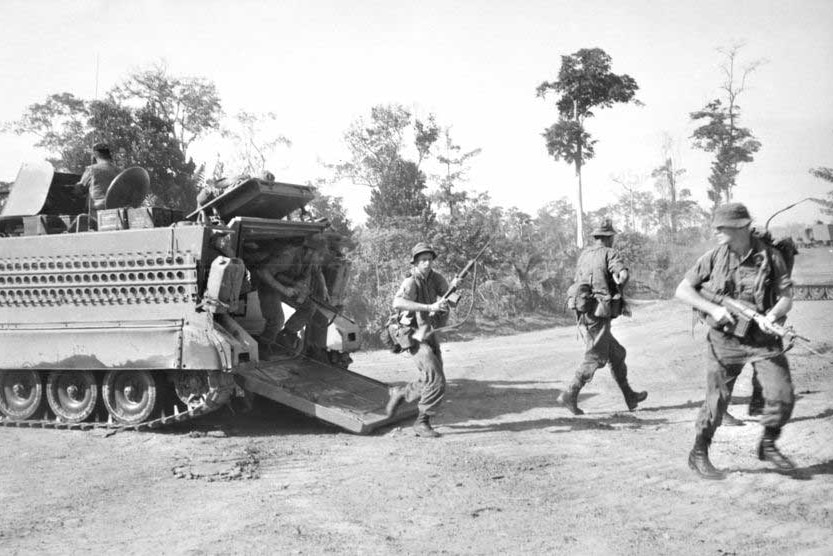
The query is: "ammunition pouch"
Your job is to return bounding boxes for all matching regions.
[380,315,415,353]
[594,293,624,319]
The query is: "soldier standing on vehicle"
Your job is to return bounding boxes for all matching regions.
[675,202,797,480]
[385,242,454,438]
[75,143,120,212]
[561,219,648,415]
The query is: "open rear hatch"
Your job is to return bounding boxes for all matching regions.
[234,354,417,434]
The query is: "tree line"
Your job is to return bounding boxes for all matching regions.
[3,49,832,346]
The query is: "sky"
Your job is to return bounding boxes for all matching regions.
[2,0,832,227]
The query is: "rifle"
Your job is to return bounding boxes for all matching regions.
[306,294,357,331]
[698,287,821,356]
[411,238,491,342]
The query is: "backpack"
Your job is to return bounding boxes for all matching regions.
[757,231,798,277]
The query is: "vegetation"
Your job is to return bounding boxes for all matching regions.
[689,43,762,209]
[536,48,642,246]
[7,64,221,211]
[7,47,802,347]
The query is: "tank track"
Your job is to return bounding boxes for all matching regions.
[0,372,235,433]
[792,285,833,301]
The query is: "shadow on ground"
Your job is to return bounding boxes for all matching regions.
[730,459,833,480]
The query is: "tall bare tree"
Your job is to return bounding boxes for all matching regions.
[690,43,763,208]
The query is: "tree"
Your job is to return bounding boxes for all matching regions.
[536,47,641,247]
[651,135,688,239]
[431,127,481,217]
[364,159,433,227]
[334,104,439,227]
[221,111,292,176]
[111,62,221,156]
[690,43,763,208]
[5,92,90,170]
[810,165,833,215]
[6,66,223,211]
[306,180,354,238]
[611,172,647,232]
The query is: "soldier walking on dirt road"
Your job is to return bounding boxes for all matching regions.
[385,242,455,438]
[561,219,648,415]
[675,202,797,480]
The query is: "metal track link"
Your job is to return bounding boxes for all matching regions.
[793,285,833,301]
[0,384,233,433]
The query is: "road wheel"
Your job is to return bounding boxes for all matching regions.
[102,370,158,425]
[46,370,98,423]
[0,370,43,420]
[172,370,210,408]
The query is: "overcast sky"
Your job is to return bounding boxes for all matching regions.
[2,0,832,226]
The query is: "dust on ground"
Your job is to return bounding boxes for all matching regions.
[1,298,832,555]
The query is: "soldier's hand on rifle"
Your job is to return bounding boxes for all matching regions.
[760,311,782,335]
[282,286,299,299]
[710,306,735,327]
[295,284,310,303]
[429,299,449,314]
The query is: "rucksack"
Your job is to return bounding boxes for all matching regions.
[754,230,798,277]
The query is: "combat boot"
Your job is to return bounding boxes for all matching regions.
[688,436,726,480]
[413,414,441,438]
[384,386,406,418]
[757,428,795,471]
[256,338,275,360]
[722,410,745,426]
[560,383,584,415]
[624,389,648,411]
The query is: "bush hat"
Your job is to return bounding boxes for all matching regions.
[713,203,752,228]
[91,142,112,158]
[591,218,617,237]
[411,242,437,263]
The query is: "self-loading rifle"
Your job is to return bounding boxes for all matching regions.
[698,287,821,356]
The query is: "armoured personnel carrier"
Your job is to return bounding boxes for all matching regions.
[0,161,414,433]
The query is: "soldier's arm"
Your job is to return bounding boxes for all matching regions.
[255,267,297,298]
[765,249,794,323]
[393,295,447,314]
[675,250,733,325]
[392,279,447,313]
[675,278,734,326]
[606,250,629,286]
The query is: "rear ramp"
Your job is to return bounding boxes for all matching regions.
[234,354,416,434]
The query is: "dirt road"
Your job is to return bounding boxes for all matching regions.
[1,299,832,555]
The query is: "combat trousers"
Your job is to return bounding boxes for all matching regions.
[574,314,631,393]
[401,336,446,415]
[695,329,794,440]
[258,288,285,343]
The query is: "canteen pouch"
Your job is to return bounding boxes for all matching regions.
[609,294,623,318]
[593,294,612,318]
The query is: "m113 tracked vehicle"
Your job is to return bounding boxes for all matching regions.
[0,161,414,433]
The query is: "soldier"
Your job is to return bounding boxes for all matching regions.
[245,241,303,356]
[278,235,330,350]
[561,219,647,415]
[76,143,120,211]
[676,202,796,480]
[385,242,454,438]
